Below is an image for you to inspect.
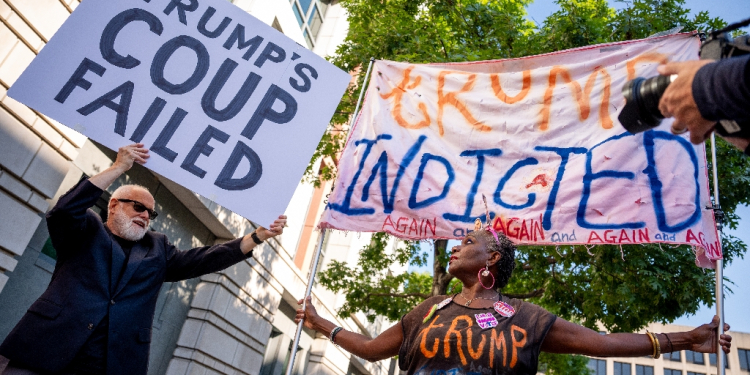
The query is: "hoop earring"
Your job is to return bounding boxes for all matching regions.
[478,267,495,289]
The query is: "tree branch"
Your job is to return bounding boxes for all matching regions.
[432,240,454,296]
[367,292,431,299]
[521,256,557,270]
[504,288,546,299]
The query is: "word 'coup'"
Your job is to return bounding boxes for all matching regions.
[54,5,320,191]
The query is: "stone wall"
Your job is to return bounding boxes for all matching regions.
[0,0,85,293]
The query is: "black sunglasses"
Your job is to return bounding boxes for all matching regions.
[117,199,158,220]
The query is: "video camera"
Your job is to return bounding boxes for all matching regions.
[618,19,750,137]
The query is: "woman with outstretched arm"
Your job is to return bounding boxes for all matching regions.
[295,220,732,374]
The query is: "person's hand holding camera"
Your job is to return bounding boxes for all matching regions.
[657,60,716,144]
[656,57,750,153]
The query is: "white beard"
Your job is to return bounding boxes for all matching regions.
[110,208,148,241]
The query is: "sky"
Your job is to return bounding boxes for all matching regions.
[408,0,750,333]
[525,0,750,34]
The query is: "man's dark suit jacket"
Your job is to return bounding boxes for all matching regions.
[0,179,252,375]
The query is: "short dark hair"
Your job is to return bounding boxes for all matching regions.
[476,229,516,290]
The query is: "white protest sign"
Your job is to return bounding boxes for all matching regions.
[319,34,721,267]
[9,0,351,226]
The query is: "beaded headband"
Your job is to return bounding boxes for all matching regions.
[473,194,500,245]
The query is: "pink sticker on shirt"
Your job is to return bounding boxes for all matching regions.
[436,298,452,310]
[494,301,516,317]
[474,312,498,329]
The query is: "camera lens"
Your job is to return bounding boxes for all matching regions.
[618,75,674,134]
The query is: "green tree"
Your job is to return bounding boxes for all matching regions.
[314,0,749,373]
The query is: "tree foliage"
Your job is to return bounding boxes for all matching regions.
[314,0,749,372]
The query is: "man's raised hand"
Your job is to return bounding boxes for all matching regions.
[114,143,150,172]
[257,215,288,241]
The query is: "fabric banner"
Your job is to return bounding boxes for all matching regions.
[8,0,351,226]
[320,33,721,266]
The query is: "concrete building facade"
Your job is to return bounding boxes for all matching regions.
[586,323,750,375]
[0,1,400,375]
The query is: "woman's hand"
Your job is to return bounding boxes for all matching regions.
[294,296,320,330]
[294,295,403,362]
[689,316,732,354]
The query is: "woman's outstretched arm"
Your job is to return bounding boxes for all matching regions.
[295,296,402,362]
[541,316,732,357]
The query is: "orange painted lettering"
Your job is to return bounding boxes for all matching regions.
[437,71,490,136]
[467,330,486,360]
[489,329,508,368]
[443,315,470,365]
[626,52,668,80]
[510,325,527,368]
[380,66,431,130]
[419,315,444,358]
[539,66,612,131]
[490,70,531,104]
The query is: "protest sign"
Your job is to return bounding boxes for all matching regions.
[319,33,721,266]
[9,0,351,226]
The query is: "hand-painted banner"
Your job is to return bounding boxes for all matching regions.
[8,0,351,226]
[320,33,721,266]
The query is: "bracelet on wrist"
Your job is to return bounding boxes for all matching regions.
[251,231,264,244]
[663,333,674,353]
[646,331,661,359]
[330,326,343,346]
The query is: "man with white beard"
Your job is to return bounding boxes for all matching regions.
[0,144,287,375]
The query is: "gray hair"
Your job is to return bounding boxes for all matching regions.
[475,229,516,290]
[111,184,152,200]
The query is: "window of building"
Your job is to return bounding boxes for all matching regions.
[664,350,682,362]
[739,348,749,370]
[684,350,704,364]
[347,363,365,375]
[289,0,331,48]
[663,369,681,375]
[686,372,705,375]
[588,359,606,375]
[258,328,306,375]
[259,328,286,375]
[709,352,730,368]
[636,365,654,375]
[614,361,631,375]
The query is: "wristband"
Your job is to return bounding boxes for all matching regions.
[330,326,343,345]
[251,231,264,245]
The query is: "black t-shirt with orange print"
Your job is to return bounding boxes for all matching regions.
[399,294,557,375]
